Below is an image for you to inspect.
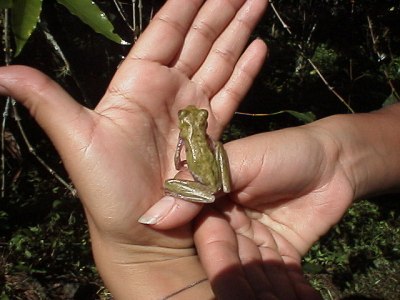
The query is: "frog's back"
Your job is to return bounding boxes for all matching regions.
[179,106,220,188]
[185,133,220,187]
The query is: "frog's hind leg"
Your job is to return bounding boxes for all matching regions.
[164,179,215,203]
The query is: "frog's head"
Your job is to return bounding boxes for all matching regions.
[178,105,208,133]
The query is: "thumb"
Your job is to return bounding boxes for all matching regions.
[138,196,203,229]
[0,65,93,159]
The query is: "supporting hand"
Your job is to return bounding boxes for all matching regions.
[0,0,268,298]
[152,104,400,298]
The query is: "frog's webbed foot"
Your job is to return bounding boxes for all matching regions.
[164,179,215,203]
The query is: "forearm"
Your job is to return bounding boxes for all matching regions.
[311,103,400,199]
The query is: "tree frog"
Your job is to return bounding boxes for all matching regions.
[164,105,231,203]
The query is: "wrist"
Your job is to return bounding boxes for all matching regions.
[310,105,400,199]
[90,236,214,299]
[107,255,212,300]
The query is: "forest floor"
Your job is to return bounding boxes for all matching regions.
[1,197,399,300]
[2,245,399,299]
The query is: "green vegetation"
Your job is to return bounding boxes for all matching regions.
[0,0,399,299]
[305,199,400,299]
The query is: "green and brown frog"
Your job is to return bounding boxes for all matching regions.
[164,105,231,203]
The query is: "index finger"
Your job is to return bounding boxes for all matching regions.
[194,206,257,299]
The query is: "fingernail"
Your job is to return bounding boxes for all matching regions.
[138,196,176,225]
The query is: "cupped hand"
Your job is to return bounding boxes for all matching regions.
[194,125,354,298]
[0,0,268,291]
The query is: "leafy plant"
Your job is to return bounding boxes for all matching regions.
[5,0,126,56]
[303,199,400,299]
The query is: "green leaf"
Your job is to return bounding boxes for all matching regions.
[302,262,324,274]
[284,110,316,123]
[52,199,62,208]
[56,0,126,44]
[382,92,399,107]
[11,0,43,56]
[0,0,14,8]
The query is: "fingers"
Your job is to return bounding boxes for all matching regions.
[194,200,317,299]
[216,201,300,299]
[128,0,205,64]
[235,234,276,298]
[211,39,267,126]
[190,0,268,98]
[194,206,256,299]
[172,0,247,75]
[0,66,91,157]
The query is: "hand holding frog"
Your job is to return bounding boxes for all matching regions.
[0,0,268,298]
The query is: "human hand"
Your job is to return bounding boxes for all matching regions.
[194,125,355,299]
[0,0,268,298]
[147,122,356,298]
[193,104,400,299]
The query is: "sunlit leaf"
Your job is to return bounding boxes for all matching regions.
[56,0,127,44]
[11,0,43,56]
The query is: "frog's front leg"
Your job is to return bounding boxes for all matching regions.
[214,141,231,193]
[174,137,185,170]
[164,179,216,203]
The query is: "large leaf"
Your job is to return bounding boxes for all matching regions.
[56,0,126,44]
[11,0,43,56]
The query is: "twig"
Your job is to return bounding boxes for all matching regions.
[269,0,292,35]
[235,111,284,117]
[269,0,355,113]
[41,23,71,76]
[138,0,143,32]
[132,0,144,41]
[40,22,92,106]
[1,8,12,197]
[1,8,76,197]
[235,109,315,124]
[132,0,136,34]
[149,3,154,20]
[306,58,354,113]
[1,99,11,198]
[112,0,134,32]
[11,101,77,197]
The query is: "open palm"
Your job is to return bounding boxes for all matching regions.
[0,0,268,295]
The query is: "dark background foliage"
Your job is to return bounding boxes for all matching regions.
[0,0,399,299]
